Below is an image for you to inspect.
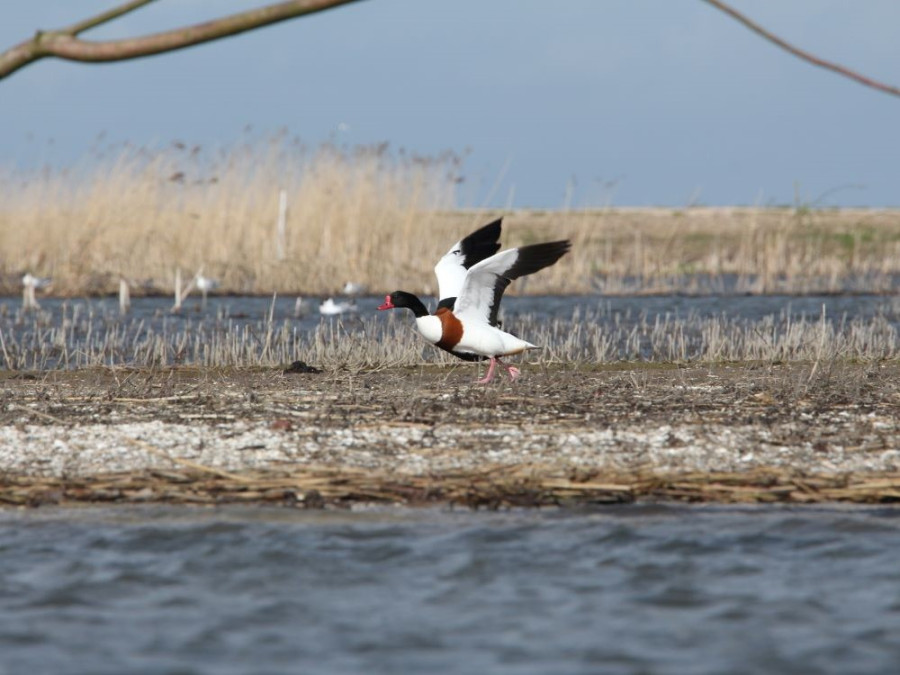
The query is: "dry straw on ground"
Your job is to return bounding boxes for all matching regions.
[2,137,900,296]
[5,467,900,509]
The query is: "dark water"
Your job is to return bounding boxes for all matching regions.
[7,291,900,320]
[2,505,900,674]
[6,291,900,333]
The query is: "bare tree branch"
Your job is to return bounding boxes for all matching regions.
[702,0,900,98]
[0,0,364,81]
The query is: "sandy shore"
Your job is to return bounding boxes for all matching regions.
[1,363,900,506]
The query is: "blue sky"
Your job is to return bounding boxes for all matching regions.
[1,0,899,208]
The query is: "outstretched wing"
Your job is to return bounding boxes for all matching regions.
[434,219,502,302]
[454,240,571,326]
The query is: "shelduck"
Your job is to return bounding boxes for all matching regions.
[377,219,570,383]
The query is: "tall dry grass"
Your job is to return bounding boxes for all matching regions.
[571,207,900,295]
[2,136,900,296]
[1,136,469,296]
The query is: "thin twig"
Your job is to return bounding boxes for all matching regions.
[702,0,900,98]
[124,436,254,482]
[111,393,202,403]
[11,404,70,426]
[62,0,159,37]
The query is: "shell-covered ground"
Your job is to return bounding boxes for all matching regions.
[1,361,900,507]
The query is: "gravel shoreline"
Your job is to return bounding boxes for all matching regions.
[1,363,899,505]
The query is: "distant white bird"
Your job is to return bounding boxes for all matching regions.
[196,275,219,294]
[319,297,358,316]
[195,274,219,308]
[341,281,367,296]
[22,273,51,290]
[21,273,51,310]
[172,269,219,313]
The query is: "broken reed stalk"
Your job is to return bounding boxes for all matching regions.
[22,284,38,311]
[118,278,130,314]
[123,437,254,483]
[172,268,182,313]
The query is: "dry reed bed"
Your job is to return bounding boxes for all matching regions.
[2,139,900,296]
[1,303,898,370]
[4,467,900,509]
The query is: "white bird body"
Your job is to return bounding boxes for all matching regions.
[413,315,534,357]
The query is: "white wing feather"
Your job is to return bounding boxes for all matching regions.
[452,249,518,325]
[433,239,468,301]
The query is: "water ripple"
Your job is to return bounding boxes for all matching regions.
[0,505,899,674]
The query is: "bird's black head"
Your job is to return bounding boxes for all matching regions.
[377,291,428,317]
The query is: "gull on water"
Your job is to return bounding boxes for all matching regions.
[319,298,358,316]
[22,273,51,310]
[341,281,367,296]
[195,274,220,308]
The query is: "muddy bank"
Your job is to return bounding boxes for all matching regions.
[1,362,899,506]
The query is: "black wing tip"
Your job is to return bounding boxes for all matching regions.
[460,218,503,267]
[464,218,502,244]
[503,240,572,280]
[519,239,572,260]
[483,217,503,233]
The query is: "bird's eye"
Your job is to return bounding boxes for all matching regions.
[453,250,461,256]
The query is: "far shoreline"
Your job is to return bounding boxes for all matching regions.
[3,206,900,297]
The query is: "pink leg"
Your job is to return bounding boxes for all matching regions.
[499,359,520,381]
[477,357,498,384]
